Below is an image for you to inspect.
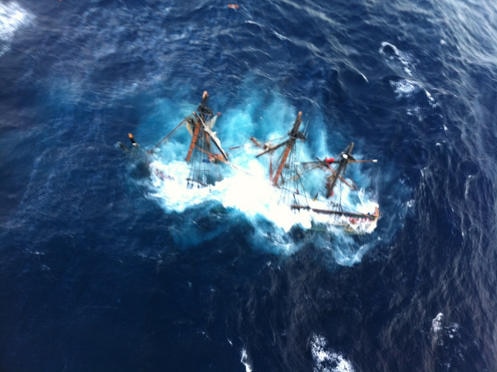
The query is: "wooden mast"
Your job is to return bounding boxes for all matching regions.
[271,111,304,186]
[184,91,212,163]
[325,142,354,197]
[185,120,201,162]
[290,204,379,220]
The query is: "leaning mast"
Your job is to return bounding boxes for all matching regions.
[271,111,304,186]
[325,142,354,197]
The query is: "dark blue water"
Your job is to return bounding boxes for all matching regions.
[1,0,497,371]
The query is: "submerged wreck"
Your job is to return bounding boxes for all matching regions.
[180,91,229,187]
[251,111,379,234]
[136,91,230,189]
[121,94,379,234]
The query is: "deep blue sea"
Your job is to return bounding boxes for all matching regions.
[1,0,497,371]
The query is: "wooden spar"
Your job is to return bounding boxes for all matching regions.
[291,204,379,221]
[329,168,357,190]
[256,139,288,158]
[271,111,304,186]
[185,121,201,162]
[326,142,355,197]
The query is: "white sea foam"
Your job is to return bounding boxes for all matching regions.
[389,78,436,109]
[379,41,413,76]
[431,312,444,334]
[390,79,419,98]
[141,91,379,254]
[0,2,33,56]
[381,41,437,108]
[430,312,461,348]
[240,348,253,372]
[149,155,378,236]
[311,334,355,372]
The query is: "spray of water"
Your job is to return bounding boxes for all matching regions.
[133,88,379,258]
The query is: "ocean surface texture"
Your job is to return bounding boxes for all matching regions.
[1,0,497,371]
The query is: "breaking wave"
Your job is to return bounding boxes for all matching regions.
[379,41,415,77]
[311,334,355,372]
[240,348,253,372]
[430,312,467,370]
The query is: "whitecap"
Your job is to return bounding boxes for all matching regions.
[379,41,413,76]
[240,348,253,372]
[431,312,444,335]
[390,78,420,98]
[0,2,33,56]
[431,312,461,348]
[311,334,355,372]
[424,89,435,104]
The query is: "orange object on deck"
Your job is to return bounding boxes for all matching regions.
[227,4,240,10]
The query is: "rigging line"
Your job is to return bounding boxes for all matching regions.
[227,161,253,175]
[188,148,253,179]
[152,118,187,150]
[194,145,231,166]
[193,112,229,161]
[253,134,288,147]
[294,158,311,206]
[191,139,254,176]
[189,132,209,185]
[302,119,310,139]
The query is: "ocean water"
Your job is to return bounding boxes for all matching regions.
[1,0,496,371]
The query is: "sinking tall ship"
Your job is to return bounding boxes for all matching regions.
[251,111,380,234]
[121,94,379,234]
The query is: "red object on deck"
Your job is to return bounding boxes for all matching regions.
[324,157,335,164]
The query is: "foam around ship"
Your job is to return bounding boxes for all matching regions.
[120,92,380,234]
